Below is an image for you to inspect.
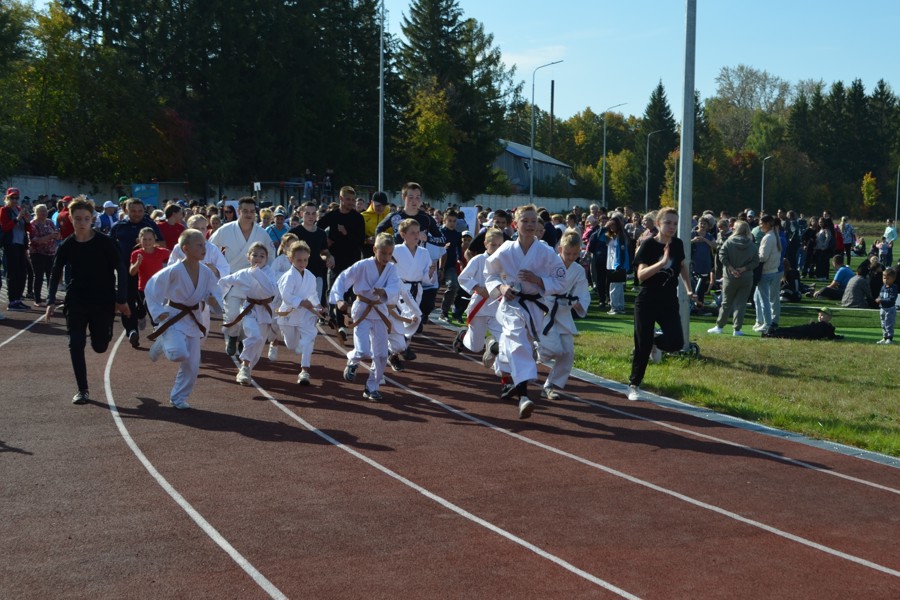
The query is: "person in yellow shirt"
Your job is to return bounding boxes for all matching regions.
[361,191,390,258]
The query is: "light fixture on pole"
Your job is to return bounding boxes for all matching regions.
[601,102,626,208]
[530,59,563,203]
[761,155,772,214]
[644,129,664,213]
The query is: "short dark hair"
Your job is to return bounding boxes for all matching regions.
[237,196,257,208]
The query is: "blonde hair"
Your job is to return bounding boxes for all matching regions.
[259,208,273,220]
[178,228,205,248]
[560,231,582,249]
[484,228,504,244]
[288,240,311,258]
[186,214,208,229]
[279,232,300,250]
[514,204,538,220]
[398,218,420,234]
[374,232,395,249]
[732,220,751,238]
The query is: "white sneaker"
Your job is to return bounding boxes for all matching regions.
[170,398,191,410]
[752,322,766,332]
[518,396,535,419]
[268,343,278,361]
[650,345,662,364]
[236,365,252,385]
[540,386,560,400]
[627,385,641,401]
[297,370,311,385]
[877,338,892,345]
[733,330,745,337]
[148,338,163,362]
[707,326,723,334]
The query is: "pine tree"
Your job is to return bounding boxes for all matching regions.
[639,81,678,209]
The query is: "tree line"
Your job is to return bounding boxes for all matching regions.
[1,1,898,217]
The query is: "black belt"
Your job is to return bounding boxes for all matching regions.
[515,292,549,339]
[402,280,421,298]
[542,293,577,335]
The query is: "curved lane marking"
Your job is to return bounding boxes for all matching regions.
[104,333,288,600]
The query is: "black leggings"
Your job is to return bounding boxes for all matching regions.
[629,293,684,387]
[3,243,28,302]
[30,253,54,302]
[66,302,115,393]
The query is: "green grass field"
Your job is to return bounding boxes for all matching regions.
[572,251,899,457]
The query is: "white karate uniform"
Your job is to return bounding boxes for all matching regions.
[485,239,567,386]
[329,258,400,392]
[277,267,321,368]
[389,243,430,352]
[208,221,273,338]
[458,252,501,352]
[145,262,223,406]
[539,260,591,391]
[218,266,279,369]
[167,240,231,280]
[270,254,292,280]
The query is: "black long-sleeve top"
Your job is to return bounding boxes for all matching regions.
[48,232,126,304]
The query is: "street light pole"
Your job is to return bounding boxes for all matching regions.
[644,129,664,213]
[601,102,626,208]
[530,60,563,203]
[895,164,899,224]
[761,155,772,214]
[377,0,385,193]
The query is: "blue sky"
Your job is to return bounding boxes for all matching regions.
[385,0,899,121]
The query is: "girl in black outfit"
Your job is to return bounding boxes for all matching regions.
[627,208,695,401]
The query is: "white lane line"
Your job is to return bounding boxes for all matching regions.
[238,355,641,599]
[423,333,900,495]
[103,333,288,600]
[354,335,900,579]
[0,314,45,349]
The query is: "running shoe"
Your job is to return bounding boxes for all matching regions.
[518,396,535,419]
[343,363,358,382]
[236,365,252,385]
[363,387,383,402]
[452,329,466,354]
[128,330,140,348]
[388,354,404,372]
[170,398,191,410]
[72,390,90,405]
[540,386,560,400]
[627,385,641,401]
[297,370,311,385]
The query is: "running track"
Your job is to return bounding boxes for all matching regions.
[2,305,899,599]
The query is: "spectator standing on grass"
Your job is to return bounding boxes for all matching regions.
[883,219,897,266]
[708,220,759,337]
[752,215,782,334]
[839,217,855,265]
[690,216,716,313]
[603,212,629,315]
[627,207,695,401]
[801,217,819,278]
[814,218,835,280]
[875,268,898,345]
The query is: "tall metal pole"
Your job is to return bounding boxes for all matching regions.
[530,60,562,203]
[601,102,626,208]
[895,164,899,224]
[760,155,772,214]
[677,0,697,351]
[644,129,664,213]
[377,0,385,193]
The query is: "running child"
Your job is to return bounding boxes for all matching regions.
[485,204,567,419]
[144,229,224,409]
[129,227,171,330]
[538,230,591,399]
[454,228,503,368]
[875,267,898,344]
[329,233,401,401]
[277,241,327,384]
[218,242,280,385]
[387,218,429,372]
[44,197,130,404]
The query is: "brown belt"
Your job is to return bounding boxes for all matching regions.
[348,294,392,333]
[148,301,207,341]
[222,296,274,328]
